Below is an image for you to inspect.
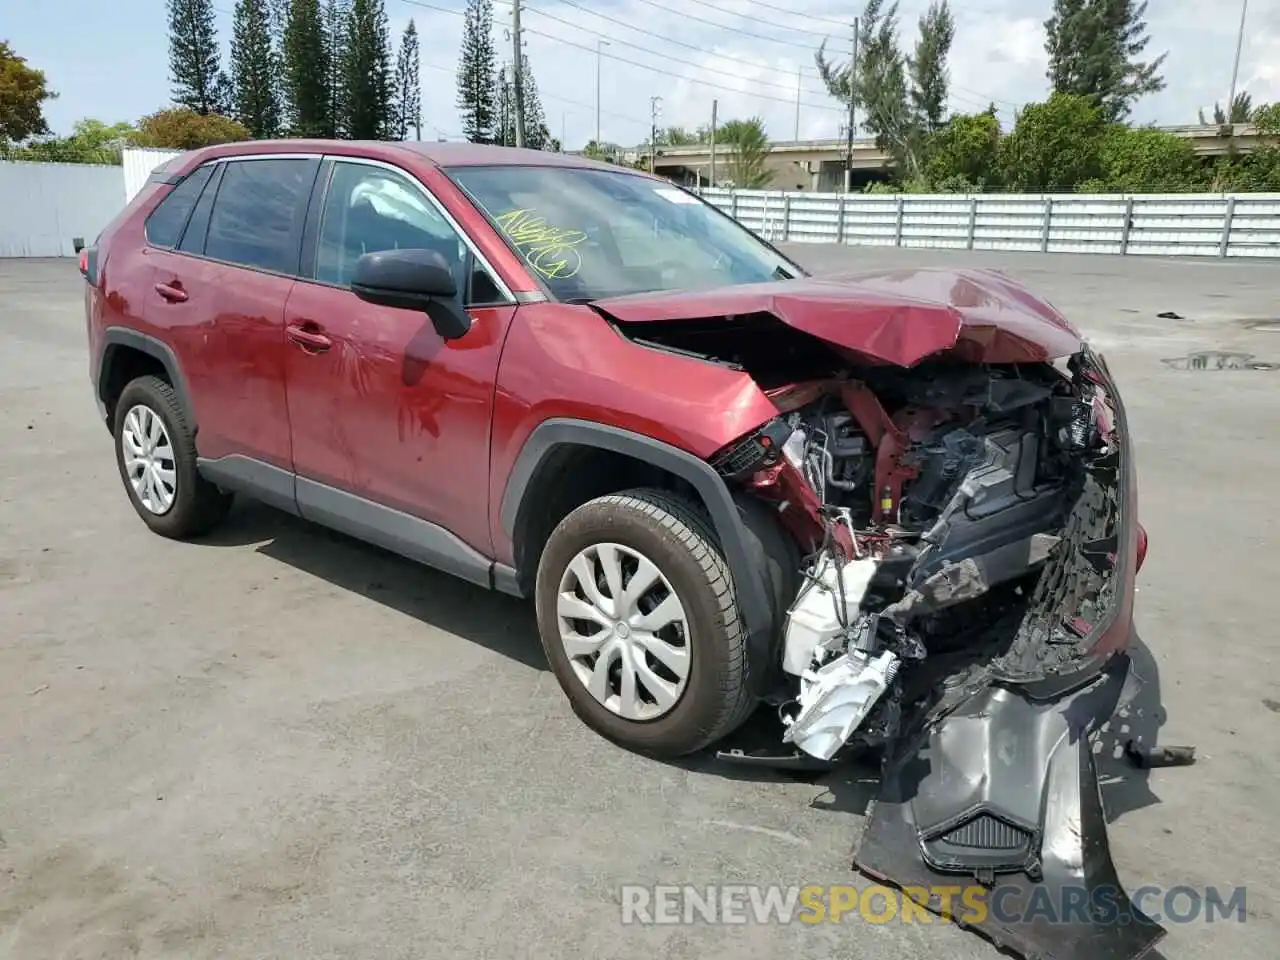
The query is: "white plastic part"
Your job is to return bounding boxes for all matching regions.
[781,427,806,470]
[782,649,900,761]
[781,556,878,677]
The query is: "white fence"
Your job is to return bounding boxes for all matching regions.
[0,161,129,258]
[123,147,182,202]
[4,154,1280,259]
[700,188,1280,259]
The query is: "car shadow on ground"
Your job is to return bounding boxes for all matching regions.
[197,498,1170,827]
[195,498,549,672]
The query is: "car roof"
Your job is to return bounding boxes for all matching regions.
[180,138,649,176]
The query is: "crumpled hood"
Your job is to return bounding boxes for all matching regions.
[592,267,1083,367]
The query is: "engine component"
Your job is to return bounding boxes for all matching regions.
[781,554,879,676]
[781,649,900,761]
[907,427,1063,587]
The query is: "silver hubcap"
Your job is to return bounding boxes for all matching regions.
[556,542,692,721]
[121,404,176,515]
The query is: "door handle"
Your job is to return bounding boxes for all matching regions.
[154,281,187,302]
[287,322,332,353]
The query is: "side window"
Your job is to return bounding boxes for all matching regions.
[205,158,318,274]
[144,164,215,249]
[178,163,222,255]
[316,162,497,302]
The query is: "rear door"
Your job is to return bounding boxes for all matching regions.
[146,156,321,476]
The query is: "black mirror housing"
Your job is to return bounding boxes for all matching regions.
[350,248,472,340]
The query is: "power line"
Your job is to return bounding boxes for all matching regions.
[524,0,832,91]
[420,58,650,126]
[727,0,848,28]
[521,22,846,112]
[620,0,822,51]
[679,0,843,38]
[523,3,836,101]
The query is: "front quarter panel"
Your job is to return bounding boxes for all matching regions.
[487,302,781,564]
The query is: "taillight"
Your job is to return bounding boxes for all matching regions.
[1135,522,1149,573]
[80,245,99,286]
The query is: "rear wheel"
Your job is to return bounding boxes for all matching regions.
[112,375,232,539]
[534,488,755,758]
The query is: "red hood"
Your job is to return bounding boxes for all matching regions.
[592,267,1082,367]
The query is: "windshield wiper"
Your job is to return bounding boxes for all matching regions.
[773,264,797,281]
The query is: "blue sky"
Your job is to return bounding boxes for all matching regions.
[4,0,1278,148]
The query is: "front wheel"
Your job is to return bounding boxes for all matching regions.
[534,489,755,758]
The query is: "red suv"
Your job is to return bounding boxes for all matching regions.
[84,140,1160,958]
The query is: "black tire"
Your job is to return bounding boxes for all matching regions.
[534,488,756,758]
[112,375,232,539]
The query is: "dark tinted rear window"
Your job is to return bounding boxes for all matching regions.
[205,158,318,275]
[144,164,215,248]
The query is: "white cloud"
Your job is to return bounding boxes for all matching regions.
[395,0,1279,149]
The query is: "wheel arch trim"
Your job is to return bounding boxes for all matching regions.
[95,327,196,431]
[499,418,775,684]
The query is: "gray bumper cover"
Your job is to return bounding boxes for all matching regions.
[854,652,1166,960]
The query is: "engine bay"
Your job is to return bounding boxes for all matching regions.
[716,353,1124,762]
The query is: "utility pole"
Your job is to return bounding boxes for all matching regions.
[649,97,663,173]
[709,99,718,187]
[595,39,610,148]
[512,0,526,148]
[844,17,858,193]
[1227,0,1249,130]
[794,67,802,141]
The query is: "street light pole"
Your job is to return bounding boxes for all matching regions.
[649,96,662,174]
[794,66,802,141]
[1227,0,1249,129]
[595,39,610,147]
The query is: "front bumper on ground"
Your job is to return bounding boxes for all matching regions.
[854,651,1166,960]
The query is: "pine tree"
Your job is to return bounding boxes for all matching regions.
[1045,0,1166,122]
[393,20,422,140]
[324,0,349,137]
[456,0,498,144]
[266,0,291,127]
[517,54,552,150]
[495,64,515,146]
[283,0,330,136]
[909,0,954,133]
[167,0,228,115]
[231,0,280,137]
[343,0,392,139]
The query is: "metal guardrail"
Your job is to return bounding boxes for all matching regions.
[698,188,1280,259]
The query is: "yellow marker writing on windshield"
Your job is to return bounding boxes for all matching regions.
[495,208,586,280]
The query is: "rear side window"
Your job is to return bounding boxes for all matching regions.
[144,164,215,248]
[205,158,319,275]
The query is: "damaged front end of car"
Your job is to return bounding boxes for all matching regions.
[595,271,1164,960]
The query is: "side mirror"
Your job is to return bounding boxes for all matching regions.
[350,248,472,340]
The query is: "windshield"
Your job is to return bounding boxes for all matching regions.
[446,165,802,301]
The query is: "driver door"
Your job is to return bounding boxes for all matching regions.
[282,157,518,558]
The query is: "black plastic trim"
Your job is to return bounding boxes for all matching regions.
[296,477,493,589]
[499,418,774,685]
[492,563,524,598]
[854,653,1166,960]
[95,327,197,430]
[197,455,299,516]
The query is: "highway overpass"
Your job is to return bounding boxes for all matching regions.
[611,124,1270,191]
